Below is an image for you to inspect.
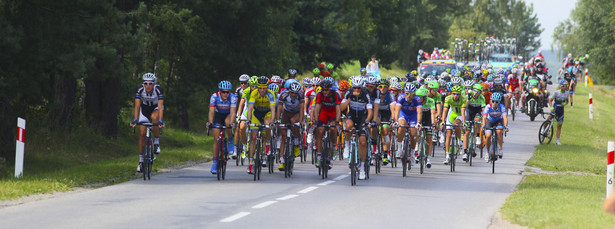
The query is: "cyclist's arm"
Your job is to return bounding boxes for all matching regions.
[236,98,246,118]
[393,104,401,121]
[299,98,305,122]
[335,105,341,123]
[208,104,215,125]
[267,104,276,124]
[366,107,373,124]
[313,104,322,122]
[133,98,141,121]
[276,103,283,122]
[246,104,254,121]
[416,105,422,124]
[441,106,449,125]
[157,99,164,123]
[460,107,466,123]
[373,103,380,123]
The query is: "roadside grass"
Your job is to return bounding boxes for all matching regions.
[501,84,615,228]
[0,122,212,201]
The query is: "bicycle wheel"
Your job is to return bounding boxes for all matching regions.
[322,134,329,179]
[468,129,474,167]
[284,137,291,178]
[143,138,151,180]
[402,138,408,177]
[254,138,261,181]
[217,140,224,180]
[449,136,456,172]
[511,101,516,121]
[350,143,357,186]
[491,134,497,174]
[538,120,553,144]
[235,140,241,166]
[419,136,424,175]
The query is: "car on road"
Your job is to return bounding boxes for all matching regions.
[418,60,458,76]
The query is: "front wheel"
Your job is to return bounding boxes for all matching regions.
[538,121,554,144]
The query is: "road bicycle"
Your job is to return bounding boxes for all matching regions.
[207,124,232,180]
[249,123,270,181]
[318,124,338,179]
[134,122,159,180]
[343,127,368,186]
[397,124,415,177]
[278,123,298,178]
[484,126,507,174]
[538,112,558,144]
[444,123,465,172]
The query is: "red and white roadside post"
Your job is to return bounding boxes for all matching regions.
[15,117,25,178]
[608,141,614,198]
[589,93,593,120]
[585,71,588,87]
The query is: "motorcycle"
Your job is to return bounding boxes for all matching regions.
[524,79,542,121]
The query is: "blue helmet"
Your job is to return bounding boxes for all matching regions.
[432,70,437,76]
[268,83,279,94]
[487,74,494,81]
[218,80,232,90]
[559,79,569,85]
[404,83,417,93]
[491,92,502,102]
[324,77,334,83]
[142,72,156,82]
[285,79,298,89]
[360,68,367,73]
[446,82,453,92]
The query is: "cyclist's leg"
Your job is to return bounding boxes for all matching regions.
[382,125,391,152]
[396,118,407,157]
[249,111,264,159]
[316,124,325,154]
[329,121,338,152]
[359,131,368,163]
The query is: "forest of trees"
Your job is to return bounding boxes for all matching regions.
[0,0,541,161]
[551,0,615,84]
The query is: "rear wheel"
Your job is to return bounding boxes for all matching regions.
[402,139,408,177]
[350,144,357,186]
[538,120,553,144]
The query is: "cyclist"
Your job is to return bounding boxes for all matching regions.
[377,78,394,164]
[464,84,486,161]
[507,69,522,109]
[394,84,422,165]
[490,77,509,112]
[314,79,341,170]
[549,80,570,145]
[566,67,577,108]
[206,81,237,174]
[364,76,381,156]
[441,85,467,164]
[233,74,251,158]
[246,76,277,174]
[416,87,434,167]
[236,76,258,153]
[276,81,305,170]
[482,93,508,161]
[287,69,297,80]
[341,77,372,180]
[130,73,165,172]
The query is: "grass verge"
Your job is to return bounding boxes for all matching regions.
[0,122,212,201]
[501,83,615,228]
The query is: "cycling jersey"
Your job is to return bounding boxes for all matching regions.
[378,91,393,111]
[315,91,341,124]
[367,89,381,106]
[483,103,507,122]
[420,96,435,129]
[344,89,372,125]
[209,92,238,114]
[467,93,485,120]
[490,86,507,96]
[508,75,520,89]
[396,94,422,125]
[136,84,164,108]
[249,89,276,112]
[278,91,305,113]
[428,91,442,105]
[550,90,569,123]
[305,87,318,110]
[443,95,467,114]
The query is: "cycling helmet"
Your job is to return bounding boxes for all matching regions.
[437,79,446,86]
[311,77,322,86]
[400,77,408,82]
[404,83,417,93]
[446,82,453,92]
[331,71,339,79]
[379,78,389,86]
[496,68,504,74]
[257,76,269,86]
[411,70,418,76]
[302,78,312,87]
[365,72,374,78]
[288,81,301,93]
[288,69,297,77]
[481,82,490,91]
[366,76,378,85]
[483,70,489,76]
[360,68,367,73]
[218,80,232,90]
[249,76,259,86]
[405,72,413,79]
[270,75,282,84]
[463,80,474,88]
[431,70,437,76]
[493,77,504,86]
[559,79,569,85]
[142,72,156,82]
[268,83,279,94]
[416,88,429,97]
[390,82,402,91]
[490,93,502,102]
[473,84,483,91]
[284,78,298,89]
[473,71,481,79]
[451,85,463,93]
[351,77,364,88]
[339,80,350,90]
[535,62,544,68]
[487,74,494,82]
[320,79,333,89]
[510,68,517,74]
[327,63,334,70]
[313,68,320,75]
[428,81,439,90]
[451,77,463,85]
[324,77,334,83]
[388,76,399,84]
[239,74,250,82]
[426,75,435,81]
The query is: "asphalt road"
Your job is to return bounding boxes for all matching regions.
[0,105,547,229]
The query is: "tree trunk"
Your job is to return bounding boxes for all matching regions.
[49,74,76,129]
[85,77,121,138]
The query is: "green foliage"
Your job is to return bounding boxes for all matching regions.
[552,0,615,84]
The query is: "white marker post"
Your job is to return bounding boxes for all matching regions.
[589,93,593,120]
[15,118,26,178]
[584,71,588,87]
[608,141,615,198]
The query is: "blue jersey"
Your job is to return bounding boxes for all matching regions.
[209,92,238,114]
[483,103,507,121]
[379,91,394,111]
[396,94,422,116]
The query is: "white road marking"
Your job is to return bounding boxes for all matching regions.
[318,180,335,186]
[220,212,251,222]
[297,186,318,194]
[252,201,277,209]
[277,194,299,200]
[334,174,349,181]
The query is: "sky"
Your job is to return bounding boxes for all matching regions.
[521,0,578,50]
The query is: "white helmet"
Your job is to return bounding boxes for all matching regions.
[351,77,364,88]
[142,72,156,82]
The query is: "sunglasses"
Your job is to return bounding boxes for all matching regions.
[378,85,387,89]
[240,82,249,85]
[366,84,375,87]
[452,93,461,96]
[492,101,500,104]
[220,90,230,94]
[258,86,268,89]
[352,87,362,90]
[143,82,154,85]
[321,88,331,91]
[473,89,481,93]
[390,89,399,92]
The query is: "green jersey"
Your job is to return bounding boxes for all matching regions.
[421,97,436,112]
[443,95,467,114]
[467,93,486,108]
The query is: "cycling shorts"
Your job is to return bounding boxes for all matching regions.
[346,113,368,136]
[484,119,504,134]
[213,112,230,126]
[317,110,337,126]
[251,110,271,131]
[379,110,392,122]
[551,107,565,123]
[139,106,163,123]
[466,107,483,122]
[445,111,463,130]
[399,111,418,126]
[420,111,433,135]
